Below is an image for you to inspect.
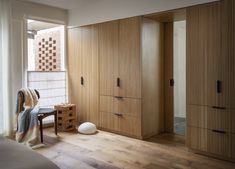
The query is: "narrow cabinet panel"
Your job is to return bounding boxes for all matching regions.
[230,0,235,109]
[118,17,141,98]
[80,26,92,123]
[186,6,205,105]
[99,21,119,96]
[68,28,82,123]
[88,25,99,125]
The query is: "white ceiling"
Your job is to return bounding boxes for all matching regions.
[28,20,61,31]
[21,0,89,9]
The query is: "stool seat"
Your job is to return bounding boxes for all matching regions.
[38,108,56,114]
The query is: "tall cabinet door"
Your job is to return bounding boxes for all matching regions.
[88,25,99,125]
[99,21,119,96]
[118,17,141,98]
[68,28,83,122]
[187,6,205,105]
[78,25,99,125]
[203,2,230,108]
[230,0,235,109]
[68,25,99,126]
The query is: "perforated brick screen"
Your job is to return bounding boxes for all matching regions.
[35,30,61,71]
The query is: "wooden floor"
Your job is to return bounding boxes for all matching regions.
[35,128,235,169]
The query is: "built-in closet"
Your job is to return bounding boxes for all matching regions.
[68,17,164,139]
[187,0,235,161]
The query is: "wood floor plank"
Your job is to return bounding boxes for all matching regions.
[35,128,235,169]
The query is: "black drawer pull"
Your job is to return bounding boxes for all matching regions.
[212,129,226,134]
[212,106,226,110]
[117,78,120,87]
[114,113,123,117]
[81,76,84,85]
[114,96,123,99]
[216,80,222,93]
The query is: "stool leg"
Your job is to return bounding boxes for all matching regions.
[39,118,43,143]
[54,112,57,135]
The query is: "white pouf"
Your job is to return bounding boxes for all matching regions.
[78,122,97,134]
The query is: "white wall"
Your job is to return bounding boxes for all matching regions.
[68,0,217,26]
[10,0,67,105]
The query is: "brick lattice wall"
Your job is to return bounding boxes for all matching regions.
[35,30,61,71]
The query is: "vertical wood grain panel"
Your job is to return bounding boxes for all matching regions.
[187,105,205,128]
[119,17,141,98]
[187,127,208,152]
[205,2,230,108]
[68,28,82,123]
[164,22,174,133]
[230,0,235,109]
[81,26,91,123]
[141,17,164,137]
[186,6,205,105]
[207,130,231,158]
[99,21,119,96]
[89,25,99,125]
[232,134,235,160]
[69,25,99,125]
[119,115,141,137]
[232,109,235,134]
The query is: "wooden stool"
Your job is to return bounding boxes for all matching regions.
[38,108,57,143]
[54,104,76,132]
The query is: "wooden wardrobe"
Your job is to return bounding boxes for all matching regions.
[68,17,164,139]
[187,0,235,161]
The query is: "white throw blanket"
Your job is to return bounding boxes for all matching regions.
[16,88,40,147]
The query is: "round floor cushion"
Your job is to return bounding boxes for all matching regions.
[78,122,97,134]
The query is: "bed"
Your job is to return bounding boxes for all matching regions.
[0,136,59,169]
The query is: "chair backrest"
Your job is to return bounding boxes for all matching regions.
[16,89,40,114]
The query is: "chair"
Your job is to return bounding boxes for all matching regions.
[17,89,57,143]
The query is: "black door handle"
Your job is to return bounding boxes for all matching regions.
[114,113,123,117]
[81,76,84,85]
[114,96,123,99]
[216,80,222,93]
[212,106,226,110]
[212,129,226,134]
[117,78,120,87]
[170,79,174,86]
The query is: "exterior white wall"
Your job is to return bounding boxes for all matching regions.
[68,0,218,26]
[10,0,67,104]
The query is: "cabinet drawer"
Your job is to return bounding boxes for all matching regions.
[114,97,141,117]
[100,111,119,132]
[119,114,141,137]
[207,129,231,158]
[187,126,208,152]
[100,96,115,113]
[188,126,231,158]
[187,105,230,132]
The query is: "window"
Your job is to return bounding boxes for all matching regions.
[27,19,67,122]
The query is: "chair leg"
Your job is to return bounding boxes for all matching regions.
[39,118,43,143]
[54,112,57,135]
